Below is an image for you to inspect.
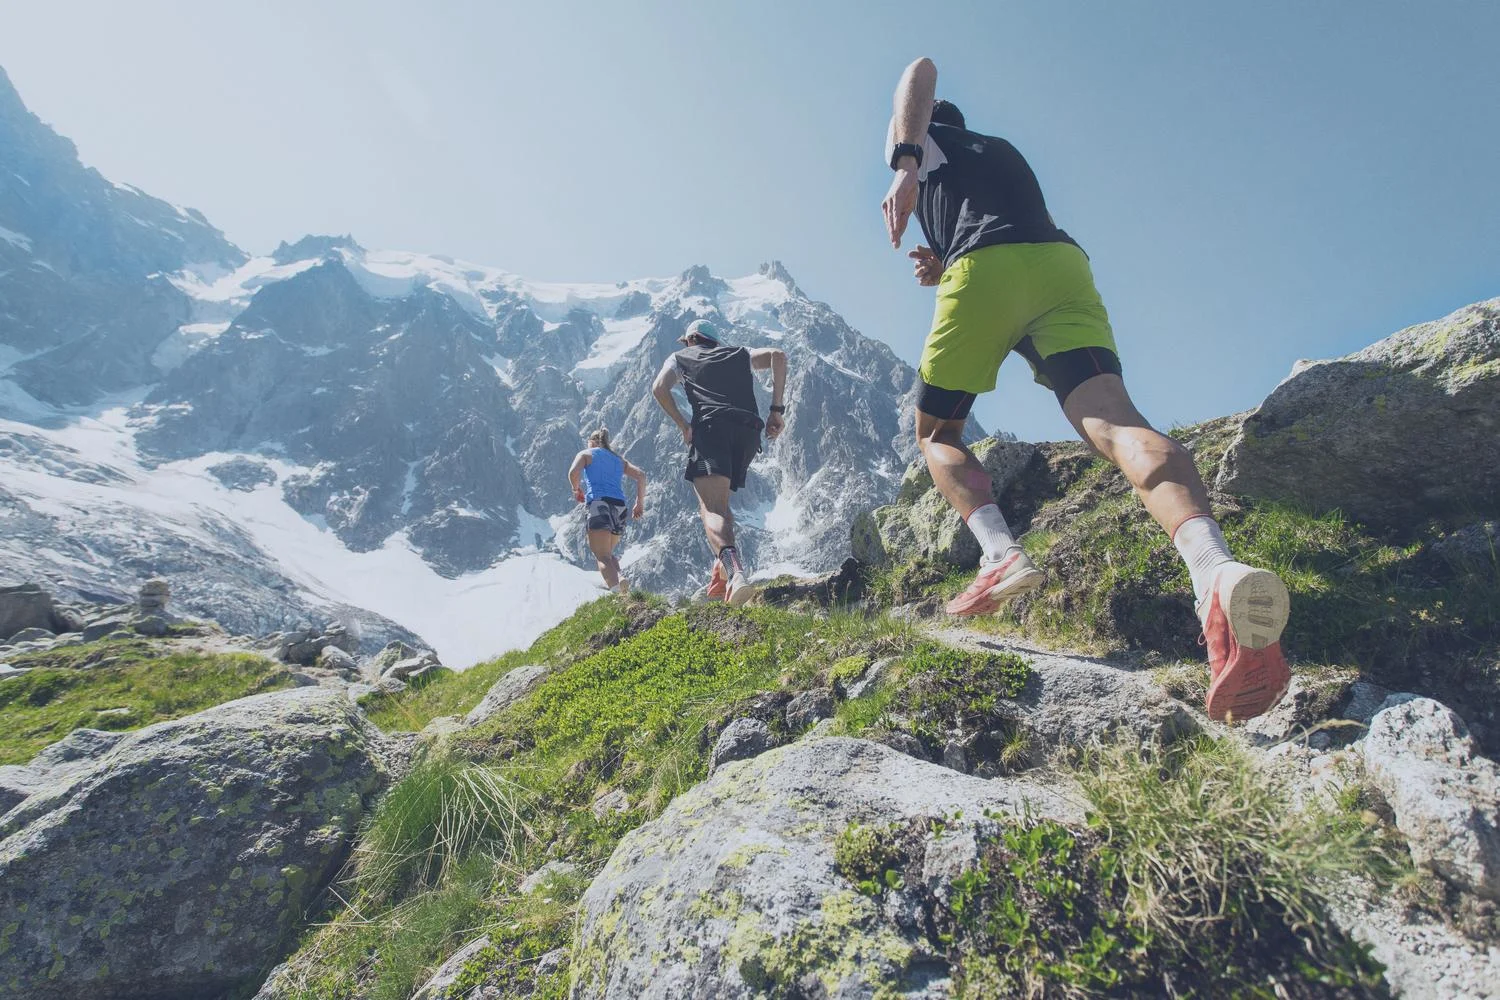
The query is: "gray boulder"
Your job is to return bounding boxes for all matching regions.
[1018,654,1199,753]
[785,688,836,731]
[571,737,1080,999]
[81,613,134,643]
[0,687,391,1000]
[6,626,53,643]
[0,582,60,641]
[465,663,548,727]
[409,935,492,1000]
[132,613,170,637]
[316,644,357,675]
[1217,298,1500,531]
[710,717,774,774]
[383,652,444,681]
[1360,695,1500,899]
[369,639,420,678]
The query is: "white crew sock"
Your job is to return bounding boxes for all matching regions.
[967,504,1022,567]
[1173,514,1234,606]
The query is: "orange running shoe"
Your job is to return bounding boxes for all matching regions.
[1200,563,1292,722]
[944,550,1045,617]
[706,562,728,602]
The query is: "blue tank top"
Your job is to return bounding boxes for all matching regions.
[581,448,626,502]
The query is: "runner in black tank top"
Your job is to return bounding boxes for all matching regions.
[651,319,788,606]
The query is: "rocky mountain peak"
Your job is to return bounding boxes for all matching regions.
[759,258,802,296]
[271,233,364,265]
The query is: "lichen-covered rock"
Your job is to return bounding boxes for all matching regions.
[1217,298,1500,531]
[915,636,1197,770]
[1361,695,1500,899]
[854,438,1037,569]
[710,717,774,774]
[465,663,548,727]
[0,687,391,1000]
[571,737,1080,999]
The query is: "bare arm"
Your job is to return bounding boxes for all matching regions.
[651,359,692,444]
[882,57,937,248]
[749,347,788,439]
[567,450,589,501]
[623,460,647,517]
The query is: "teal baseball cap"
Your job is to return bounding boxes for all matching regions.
[678,319,724,344]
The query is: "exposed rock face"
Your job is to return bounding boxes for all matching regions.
[571,737,1080,999]
[0,688,391,1000]
[1361,695,1500,900]
[1218,299,1500,532]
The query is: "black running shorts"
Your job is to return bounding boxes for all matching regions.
[586,497,627,535]
[684,417,760,492]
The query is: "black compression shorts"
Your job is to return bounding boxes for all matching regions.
[916,345,1123,420]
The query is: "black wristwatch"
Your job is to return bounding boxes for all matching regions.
[769,404,787,414]
[889,142,923,171]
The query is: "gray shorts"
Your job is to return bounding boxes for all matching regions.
[586,498,627,535]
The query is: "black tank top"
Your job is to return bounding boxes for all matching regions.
[673,344,761,426]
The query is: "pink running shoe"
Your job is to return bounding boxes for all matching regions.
[705,563,727,602]
[1199,563,1292,722]
[944,550,1046,617]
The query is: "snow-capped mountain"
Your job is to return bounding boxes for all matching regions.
[0,65,932,665]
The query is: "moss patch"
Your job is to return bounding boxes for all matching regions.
[0,651,293,765]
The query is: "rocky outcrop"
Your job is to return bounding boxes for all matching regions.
[0,581,81,641]
[0,688,391,1000]
[571,737,1080,999]
[1360,695,1500,900]
[1218,299,1500,532]
[465,663,549,727]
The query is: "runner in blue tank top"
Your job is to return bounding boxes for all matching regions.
[567,427,647,594]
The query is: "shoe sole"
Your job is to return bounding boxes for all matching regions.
[1205,566,1293,721]
[727,583,759,608]
[945,568,1046,617]
[1219,565,1290,650]
[1205,645,1292,722]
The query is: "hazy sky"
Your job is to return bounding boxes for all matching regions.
[3,1,1496,440]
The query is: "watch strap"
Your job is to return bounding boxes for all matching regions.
[889,141,924,171]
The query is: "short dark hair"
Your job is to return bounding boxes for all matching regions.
[931,99,965,129]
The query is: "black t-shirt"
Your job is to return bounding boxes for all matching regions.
[909,122,1080,269]
[669,344,761,426]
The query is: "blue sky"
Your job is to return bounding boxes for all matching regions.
[3,1,1496,441]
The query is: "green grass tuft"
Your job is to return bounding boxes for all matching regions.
[353,752,533,901]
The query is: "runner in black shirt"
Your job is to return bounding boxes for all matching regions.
[651,319,787,606]
[880,57,1290,723]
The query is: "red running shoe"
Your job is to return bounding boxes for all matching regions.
[944,550,1045,617]
[1200,563,1292,722]
[706,562,728,602]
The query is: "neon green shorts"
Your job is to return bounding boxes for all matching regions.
[919,242,1118,396]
